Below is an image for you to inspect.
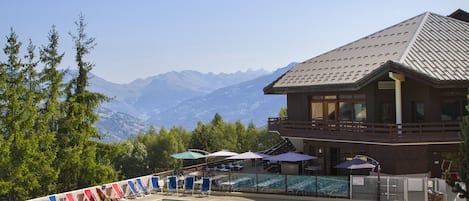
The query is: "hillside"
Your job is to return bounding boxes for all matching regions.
[88,64,297,141]
[147,63,295,129]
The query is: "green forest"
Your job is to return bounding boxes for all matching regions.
[0,16,282,200]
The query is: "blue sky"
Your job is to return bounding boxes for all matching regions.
[1,0,468,83]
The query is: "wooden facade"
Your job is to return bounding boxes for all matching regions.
[268,71,466,176]
[264,10,469,176]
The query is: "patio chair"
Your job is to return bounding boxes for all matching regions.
[127,180,143,198]
[48,195,57,201]
[83,189,98,201]
[111,183,126,199]
[65,193,76,201]
[150,176,163,194]
[200,177,211,197]
[136,178,150,195]
[183,176,195,195]
[167,176,178,195]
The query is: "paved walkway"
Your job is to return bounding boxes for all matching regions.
[137,191,355,201]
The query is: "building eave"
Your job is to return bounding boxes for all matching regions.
[265,60,469,95]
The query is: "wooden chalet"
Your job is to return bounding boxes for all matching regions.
[264,10,469,177]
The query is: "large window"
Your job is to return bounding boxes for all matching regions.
[311,94,366,121]
[339,102,352,121]
[441,99,468,121]
[311,102,323,120]
[354,102,367,121]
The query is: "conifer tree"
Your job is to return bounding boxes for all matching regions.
[56,15,115,191]
[1,29,38,201]
[35,26,65,195]
[0,29,14,200]
[21,40,44,198]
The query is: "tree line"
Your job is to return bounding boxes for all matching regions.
[113,113,281,179]
[0,16,281,200]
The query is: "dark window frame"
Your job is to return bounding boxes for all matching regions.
[310,94,366,121]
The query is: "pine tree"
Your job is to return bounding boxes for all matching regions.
[0,29,14,200]
[21,39,45,199]
[447,88,469,200]
[54,15,115,191]
[35,26,65,195]
[1,29,39,201]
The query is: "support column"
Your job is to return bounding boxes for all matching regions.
[388,72,405,133]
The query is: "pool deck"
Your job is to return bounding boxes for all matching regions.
[136,191,359,201]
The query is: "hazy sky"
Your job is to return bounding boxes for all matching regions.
[1,0,468,83]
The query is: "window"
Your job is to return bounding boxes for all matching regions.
[327,102,336,120]
[339,102,352,120]
[381,103,394,123]
[441,99,467,121]
[412,102,425,122]
[311,102,323,120]
[310,94,366,122]
[354,102,367,121]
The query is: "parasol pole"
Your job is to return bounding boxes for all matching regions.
[188,149,210,176]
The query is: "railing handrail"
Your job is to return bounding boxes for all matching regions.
[268,118,461,143]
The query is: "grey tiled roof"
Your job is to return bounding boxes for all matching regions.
[401,13,469,81]
[270,12,469,89]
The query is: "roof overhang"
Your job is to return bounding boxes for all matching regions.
[264,60,469,94]
[448,9,469,23]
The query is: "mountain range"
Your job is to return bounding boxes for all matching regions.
[89,63,296,142]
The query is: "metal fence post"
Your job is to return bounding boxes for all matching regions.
[349,175,353,200]
[404,176,408,201]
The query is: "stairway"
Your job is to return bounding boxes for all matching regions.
[262,138,296,172]
[263,137,296,156]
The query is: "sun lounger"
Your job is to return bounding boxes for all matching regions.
[200,177,211,197]
[83,189,97,201]
[65,193,76,201]
[96,187,120,201]
[127,180,143,198]
[111,183,126,199]
[150,176,163,193]
[136,178,149,195]
[48,195,57,201]
[166,176,178,195]
[183,176,195,195]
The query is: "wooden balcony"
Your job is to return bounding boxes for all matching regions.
[268,117,462,144]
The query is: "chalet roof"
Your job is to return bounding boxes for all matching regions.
[265,10,469,94]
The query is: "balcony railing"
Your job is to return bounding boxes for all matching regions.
[268,117,461,144]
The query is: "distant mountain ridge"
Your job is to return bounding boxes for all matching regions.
[89,69,269,119]
[149,64,295,129]
[88,64,296,142]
